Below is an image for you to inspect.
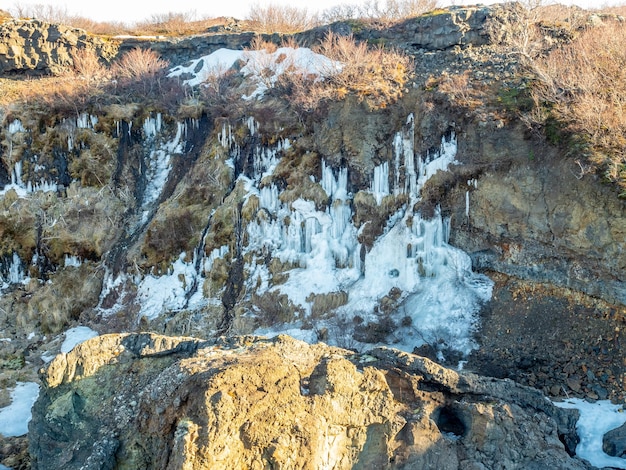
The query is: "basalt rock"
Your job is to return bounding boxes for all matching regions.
[0,19,117,74]
[30,333,588,469]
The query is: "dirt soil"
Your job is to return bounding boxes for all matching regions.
[466,272,626,403]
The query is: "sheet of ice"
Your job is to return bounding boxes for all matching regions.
[168,47,341,99]
[555,398,626,469]
[137,253,200,320]
[0,382,40,437]
[61,326,98,353]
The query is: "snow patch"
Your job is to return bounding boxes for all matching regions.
[61,326,98,353]
[555,398,626,469]
[168,47,341,99]
[0,382,40,437]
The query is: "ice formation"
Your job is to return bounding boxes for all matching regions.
[140,115,185,223]
[242,114,491,356]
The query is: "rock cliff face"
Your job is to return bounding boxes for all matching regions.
[447,124,626,306]
[0,19,117,74]
[30,333,587,470]
[1,4,626,468]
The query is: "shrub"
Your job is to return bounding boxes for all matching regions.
[528,20,626,192]
[111,48,170,96]
[246,4,319,33]
[321,0,438,24]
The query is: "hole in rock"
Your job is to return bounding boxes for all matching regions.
[433,405,466,437]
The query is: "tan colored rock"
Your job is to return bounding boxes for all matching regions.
[30,333,587,469]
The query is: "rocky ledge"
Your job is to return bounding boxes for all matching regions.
[30,333,587,469]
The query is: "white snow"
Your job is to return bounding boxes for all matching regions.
[61,326,99,353]
[555,398,626,469]
[137,253,201,320]
[168,47,341,99]
[0,382,40,437]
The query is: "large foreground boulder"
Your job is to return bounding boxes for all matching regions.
[30,333,588,469]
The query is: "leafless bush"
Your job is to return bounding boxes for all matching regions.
[112,48,169,81]
[111,48,170,96]
[360,0,438,22]
[321,0,437,24]
[69,48,109,84]
[246,3,319,33]
[529,20,626,191]
[11,3,71,23]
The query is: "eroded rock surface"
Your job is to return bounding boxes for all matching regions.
[30,333,588,469]
[0,19,117,74]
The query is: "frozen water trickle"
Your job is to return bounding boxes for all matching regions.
[371,162,390,204]
[7,119,26,134]
[143,113,162,139]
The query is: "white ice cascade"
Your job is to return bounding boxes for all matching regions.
[248,114,492,358]
[351,115,493,356]
[0,252,28,290]
[139,114,185,224]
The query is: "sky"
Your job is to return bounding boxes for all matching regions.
[2,0,623,24]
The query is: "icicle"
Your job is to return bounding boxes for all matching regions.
[219,122,232,148]
[260,185,279,213]
[64,255,82,267]
[465,190,470,218]
[8,253,24,284]
[371,162,389,205]
[143,113,162,139]
[247,116,257,136]
[321,161,348,200]
[7,120,26,134]
[204,245,230,272]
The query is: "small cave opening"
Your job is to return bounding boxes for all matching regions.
[433,405,467,438]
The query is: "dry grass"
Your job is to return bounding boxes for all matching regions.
[307,32,412,109]
[529,20,626,192]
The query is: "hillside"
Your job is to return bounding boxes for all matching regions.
[0,3,626,469]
